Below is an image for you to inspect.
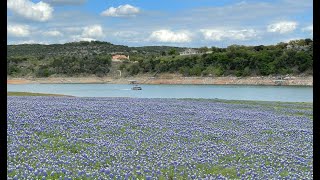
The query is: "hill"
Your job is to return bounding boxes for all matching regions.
[7,41,186,57]
[7,39,313,78]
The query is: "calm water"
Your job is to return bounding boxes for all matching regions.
[7,84,312,102]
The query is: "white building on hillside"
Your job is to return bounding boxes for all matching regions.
[179,49,200,56]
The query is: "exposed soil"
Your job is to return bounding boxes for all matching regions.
[7,74,313,86]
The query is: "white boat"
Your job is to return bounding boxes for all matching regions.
[132,85,142,90]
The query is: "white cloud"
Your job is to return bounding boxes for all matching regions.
[70,25,104,41]
[149,29,192,43]
[7,0,54,22]
[302,25,313,35]
[267,21,297,34]
[7,24,30,37]
[82,25,104,39]
[200,29,257,41]
[101,4,140,17]
[12,40,49,45]
[71,36,96,42]
[43,30,63,37]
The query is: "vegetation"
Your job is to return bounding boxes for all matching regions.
[7,41,185,57]
[8,54,112,77]
[7,92,70,96]
[7,39,312,77]
[7,97,313,179]
[124,39,312,77]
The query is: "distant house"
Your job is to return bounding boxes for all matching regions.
[112,55,129,61]
[179,49,200,56]
[286,44,310,51]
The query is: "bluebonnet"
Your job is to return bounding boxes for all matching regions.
[7,96,313,179]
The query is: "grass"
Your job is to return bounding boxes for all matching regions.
[279,170,289,177]
[195,164,238,178]
[7,91,71,97]
[179,98,312,106]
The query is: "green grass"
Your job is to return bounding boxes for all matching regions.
[234,100,311,108]
[7,91,71,97]
[194,164,238,178]
[8,170,17,177]
[280,170,289,177]
[179,98,312,106]
[262,130,274,134]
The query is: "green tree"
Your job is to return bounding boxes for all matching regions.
[199,47,209,53]
[126,64,140,75]
[168,49,178,56]
[36,65,51,77]
[203,66,225,76]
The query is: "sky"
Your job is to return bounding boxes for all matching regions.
[7,0,313,47]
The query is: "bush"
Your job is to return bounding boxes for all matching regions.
[126,64,140,76]
[36,66,52,77]
[203,66,225,76]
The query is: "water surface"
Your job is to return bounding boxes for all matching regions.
[7,84,313,102]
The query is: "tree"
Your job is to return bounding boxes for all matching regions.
[8,65,21,76]
[189,65,203,76]
[168,49,178,55]
[6,38,313,77]
[179,67,190,76]
[36,65,51,77]
[95,66,109,77]
[254,45,264,51]
[203,66,224,76]
[242,66,251,76]
[199,47,209,53]
[127,64,140,75]
[305,38,312,45]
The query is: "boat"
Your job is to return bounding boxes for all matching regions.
[132,85,142,90]
[128,80,142,90]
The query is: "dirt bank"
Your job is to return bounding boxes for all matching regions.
[7,74,313,86]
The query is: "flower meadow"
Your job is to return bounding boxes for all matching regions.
[7,96,313,179]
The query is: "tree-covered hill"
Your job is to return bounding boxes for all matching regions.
[7,41,186,57]
[7,39,313,78]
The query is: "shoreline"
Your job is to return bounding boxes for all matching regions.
[7,93,312,104]
[7,91,73,97]
[7,75,313,86]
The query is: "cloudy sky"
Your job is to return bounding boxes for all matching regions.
[7,0,313,47]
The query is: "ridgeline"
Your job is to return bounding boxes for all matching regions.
[7,39,313,78]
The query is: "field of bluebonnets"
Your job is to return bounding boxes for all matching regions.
[8,96,313,179]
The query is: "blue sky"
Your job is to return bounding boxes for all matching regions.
[7,0,313,47]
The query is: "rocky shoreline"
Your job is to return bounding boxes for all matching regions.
[7,74,313,86]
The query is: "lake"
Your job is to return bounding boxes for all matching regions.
[7,84,313,102]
